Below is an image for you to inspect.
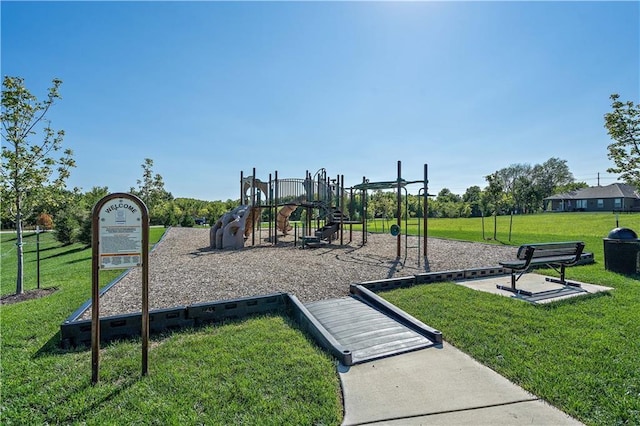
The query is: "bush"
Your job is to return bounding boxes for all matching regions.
[36,212,54,230]
[164,209,179,227]
[54,208,81,245]
[180,215,195,227]
[77,213,93,246]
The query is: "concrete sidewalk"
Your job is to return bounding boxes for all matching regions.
[338,273,609,424]
[339,342,583,426]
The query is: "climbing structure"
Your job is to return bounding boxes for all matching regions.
[210,161,429,260]
[210,167,353,249]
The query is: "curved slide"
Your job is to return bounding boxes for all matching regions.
[277,204,297,235]
[242,206,262,238]
[210,205,261,249]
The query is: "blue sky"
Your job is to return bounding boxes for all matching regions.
[2,1,638,201]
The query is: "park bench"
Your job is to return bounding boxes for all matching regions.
[498,241,585,296]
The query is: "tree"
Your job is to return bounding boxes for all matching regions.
[36,212,53,230]
[604,94,640,188]
[1,76,75,294]
[130,158,172,215]
[462,186,482,217]
[436,188,461,203]
[483,173,504,240]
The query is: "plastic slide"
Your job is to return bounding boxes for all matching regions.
[222,214,248,249]
[210,205,247,248]
[242,206,262,238]
[277,204,298,235]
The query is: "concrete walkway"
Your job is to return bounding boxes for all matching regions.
[339,343,584,425]
[338,273,609,425]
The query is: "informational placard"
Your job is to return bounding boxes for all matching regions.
[91,192,149,384]
[98,198,143,269]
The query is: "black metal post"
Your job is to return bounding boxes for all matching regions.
[397,161,401,258]
[36,226,41,289]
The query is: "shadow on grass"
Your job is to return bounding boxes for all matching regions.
[65,256,92,265]
[41,246,88,261]
[50,368,138,425]
[34,331,70,357]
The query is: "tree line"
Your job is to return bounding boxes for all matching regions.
[2,76,638,294]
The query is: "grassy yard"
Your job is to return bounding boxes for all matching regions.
[0,228,341,425]
[377,212,640,425]
[2,213,639,425]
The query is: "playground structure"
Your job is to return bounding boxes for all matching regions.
[210,161,430,263]
[210,167,354,249]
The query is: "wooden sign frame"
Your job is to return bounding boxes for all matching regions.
[91,193,149,384]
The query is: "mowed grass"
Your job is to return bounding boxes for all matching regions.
[3,213,639,425]
[0,228,341,425]
[376,212,640,425]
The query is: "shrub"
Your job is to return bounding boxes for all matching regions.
[77,213,93,246]
[54,208,80,245]
[180,215,195,227]
[36,212,54,230]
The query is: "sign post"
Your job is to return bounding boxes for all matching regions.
[91,193,149,384]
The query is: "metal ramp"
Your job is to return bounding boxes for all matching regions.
[304,287,441,364]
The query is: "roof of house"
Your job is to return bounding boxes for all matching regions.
[544,183,640,201]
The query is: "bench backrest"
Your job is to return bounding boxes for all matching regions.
[516,241,585,262]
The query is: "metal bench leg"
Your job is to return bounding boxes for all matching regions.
[544,265,582,288]
[496,270,534,296]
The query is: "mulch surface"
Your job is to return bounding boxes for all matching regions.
[0,287,58,305]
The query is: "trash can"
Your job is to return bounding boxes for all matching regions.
[603,227,640,274]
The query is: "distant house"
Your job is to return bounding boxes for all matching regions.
[544,183,640,212]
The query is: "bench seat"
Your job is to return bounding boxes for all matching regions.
[500,254,578,270]
[498,241,585,296]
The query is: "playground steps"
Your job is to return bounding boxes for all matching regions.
[304,287,441,365]
[301,235,327,248]
[312,207,349,242]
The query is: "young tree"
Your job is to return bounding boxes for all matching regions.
[483,173,504,240]
[130,158,172,213]
[604,94,640,188]
[1,76,75,294]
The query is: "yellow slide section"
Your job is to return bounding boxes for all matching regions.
[277,204,297,235]
[243,206,262,238]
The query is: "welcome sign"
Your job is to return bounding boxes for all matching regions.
[91,192,150,383]
[98,198,143,269]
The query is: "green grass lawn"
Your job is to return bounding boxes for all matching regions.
[2,213,639,425]
[377,212,640,425]
[1,227,341,425]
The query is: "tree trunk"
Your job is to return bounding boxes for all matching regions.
[15,205,24,294]
[493,212,497,240]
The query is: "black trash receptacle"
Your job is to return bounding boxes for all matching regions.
[603,227,640,274]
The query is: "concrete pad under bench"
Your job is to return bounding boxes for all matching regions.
[454,273,613,304]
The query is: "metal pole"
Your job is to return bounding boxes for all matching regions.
[240,171,244,205]
[340,174,344,245]
[269,173,273,244]
[275,171,279,244]
[362,176,367,246]
[36,226,41,289]
[397,160,402,258]
[252,168,256,247]
[424,164,428,259]
[349,186,354,243]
